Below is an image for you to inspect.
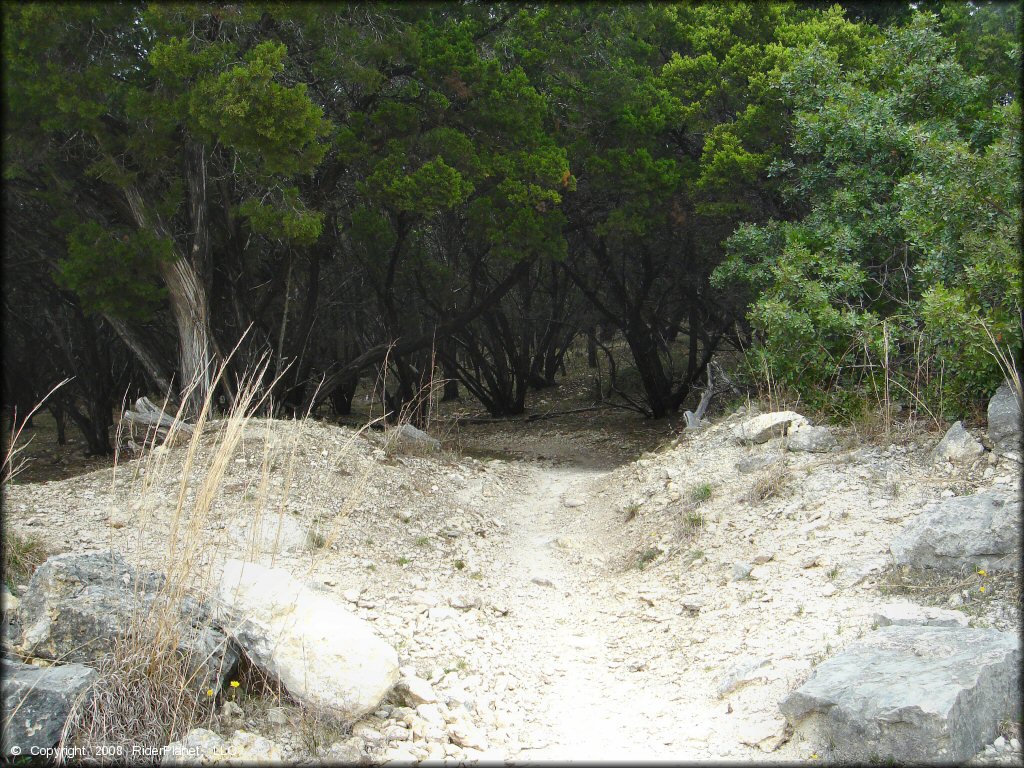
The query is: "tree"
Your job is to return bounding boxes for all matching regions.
[3,4,330,416]
[713,12,1020,419]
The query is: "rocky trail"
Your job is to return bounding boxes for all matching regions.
[3,395,1022,764]
[479,462,687,762]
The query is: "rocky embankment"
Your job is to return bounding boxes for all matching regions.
[2,384,1021,764]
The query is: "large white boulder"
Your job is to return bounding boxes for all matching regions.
[734,411,809,444]
[217,560,399,719]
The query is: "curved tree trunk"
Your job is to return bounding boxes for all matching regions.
[159,258,215,419]
[124,153,217,420]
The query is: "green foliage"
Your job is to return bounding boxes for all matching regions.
[58,222,170,320]
[238,188,324,246]
[715,12,1021,419]
[189,41,331,175]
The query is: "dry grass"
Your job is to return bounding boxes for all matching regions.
[878,561,1021,618]
[61,358,278,757]
[51,341,391,762]
[62,637,211,754]
[748,460,790,503]
[2,530,55,587]
[2,378,71,484]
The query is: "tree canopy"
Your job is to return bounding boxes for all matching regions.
[3,1,1019,449]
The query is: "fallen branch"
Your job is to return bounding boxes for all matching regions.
[121,397,194,446]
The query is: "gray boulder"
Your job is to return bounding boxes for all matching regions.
[17,551,237,692]
[734,411,809,444]
[932,421,985,465]
[2,658,97,756]
[988,382,1022,453]
[394,424,440,449]
[889,489,1021,573]
[780,625,1020,764]
[786,424,838,453]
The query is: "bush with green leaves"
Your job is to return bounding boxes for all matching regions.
[713,11,1021,421]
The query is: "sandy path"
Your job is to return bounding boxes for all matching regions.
[477,461,703,762]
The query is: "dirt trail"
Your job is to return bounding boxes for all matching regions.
[478,461,700,762]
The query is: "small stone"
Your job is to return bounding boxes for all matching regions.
[800,555,821,569]
[416,703,446,727]
[994,736,1007,750]
[221,700,244,720]
[320,738,364,763]
[448,720,487,750]
[1,585,19,613]
[563,498,583,508]
[681,596,705,613]
[531,577,555,588]
[753,552,775,565]
[384,725,412,742]
[396,676,438,706]
[352,723,384,744]
[731,562,753,581]
[343,588,362,603]
[266,707,288,726]
[1010,738,1020,751]
[448,594,481,611]
[411,590,440,608]
[821,583,837,597]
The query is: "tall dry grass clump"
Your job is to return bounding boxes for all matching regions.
[61,356,278,756]
[57,351,387,760]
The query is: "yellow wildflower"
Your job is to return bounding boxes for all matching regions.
[206,689,214,697]
[977,569,987,577]
[979,586,986,593]
[230,680,240,688]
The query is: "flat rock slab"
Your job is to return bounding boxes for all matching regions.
[889,488,1021,573]
[873,602,969,628]
[780,625,1020,764]
[2,658,97,756]
[734,411,809,444]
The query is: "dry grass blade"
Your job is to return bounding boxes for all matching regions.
[2,378,72,484]
[748,460,789,503]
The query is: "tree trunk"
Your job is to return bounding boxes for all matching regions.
[103,315,174,397]
[625,325,675,418]
[125,167,216,420]
[159,257,216,419]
